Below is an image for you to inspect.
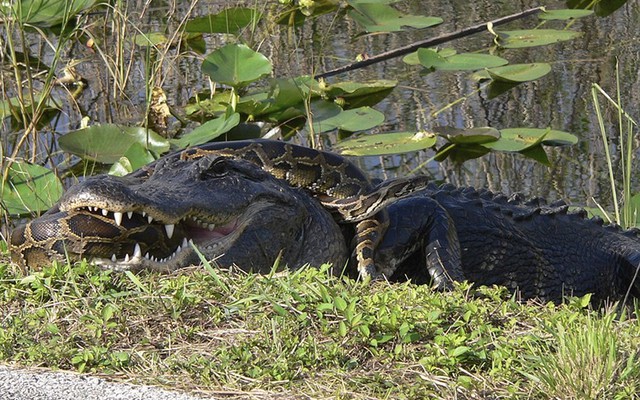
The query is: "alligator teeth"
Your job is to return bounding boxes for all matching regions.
[147,215,154,224]
[182,237,188,248]
[111,254,117,262]
[142,211,147,217]
[101,208,109,216]
[208,223,216,231]
[124,253,130,263]
[114,212,123,226]
[127,211,133,219]
[133,243,142,258]
[144,252,150,260]
[165,224,175,239]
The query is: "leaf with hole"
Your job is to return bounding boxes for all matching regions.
[185,7,262,33]
[335,131,436,156]
[2,162,63,215]
[59,125,170,164]
[495,29,581,49]
[202,44,272,88]
[348,2,442,32]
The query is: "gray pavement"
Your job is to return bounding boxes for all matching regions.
[0,365,212,400]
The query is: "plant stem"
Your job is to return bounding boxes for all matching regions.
[314,7,543,79]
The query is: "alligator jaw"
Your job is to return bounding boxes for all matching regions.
[59,203,262,272]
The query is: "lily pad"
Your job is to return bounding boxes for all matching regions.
[312,105,385,133]
[335,131,436,156]
[171,112,241,148]
[482,128,576,152]
[435,126,500,144]
[108,143,156,176]
[567,0,627,17]
[417,49,508,71]
[434,143,491,163]
[185,7,262,34]
[133,32,168,47]
[403,48,457,65]
[4,0,98,27]
[324,79,397,108]
[538,9,593,20]
[202,44,272,88]
[2,161,63,215]
[496,29,581,49]
[520,145,550,166]
[348,2,442,33]
[58,125,170,164]
[486,63,552,83]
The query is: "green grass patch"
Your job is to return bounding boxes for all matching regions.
[1,259,638,398]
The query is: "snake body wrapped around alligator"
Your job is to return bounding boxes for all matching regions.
[10,139,640,303]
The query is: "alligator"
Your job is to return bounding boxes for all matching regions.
[10,139,640,303]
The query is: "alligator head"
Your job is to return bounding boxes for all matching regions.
[10,152,349,272]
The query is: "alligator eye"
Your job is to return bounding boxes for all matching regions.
[200,157,230,179]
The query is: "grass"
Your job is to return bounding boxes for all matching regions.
[2,2,640,399]
[1,256,638,399]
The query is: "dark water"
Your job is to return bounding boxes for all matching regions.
[3,0,639,209]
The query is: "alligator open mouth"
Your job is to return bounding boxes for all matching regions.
[71,205,245,271]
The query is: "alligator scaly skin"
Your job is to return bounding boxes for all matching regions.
[10,140,640,303]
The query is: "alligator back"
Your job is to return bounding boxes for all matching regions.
[427,185,640,302]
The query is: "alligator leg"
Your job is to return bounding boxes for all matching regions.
[376,195,465,289]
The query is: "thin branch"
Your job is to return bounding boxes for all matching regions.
[314,7,543,79]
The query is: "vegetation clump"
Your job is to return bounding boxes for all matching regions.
[1,260,638,398]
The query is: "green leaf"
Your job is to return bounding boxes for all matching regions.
[324,80,397,108]
[482,128,577,153]
[486,63,552,83]
[185,7,262,34]
[335,131,436,156]
[449,346,470,358]
[0,94,60,119]
[133,32,168,47]
[435,126,500,144]
[520,145,550,166]
[567,0,627,17]
[334,297,348,311]
[58,125,170,164]
[496,29,581,49]
[202,44,272,88]
[2,162,63,215]
[403,48,456,65]
[108,143,156,176]
[348,2,442,33]
[312,105,384,133]
[5,0,98,27]
[539,9,593,20]
[417,49,508,71]
[630,194,640,226]
[171,113,241,148]
[434,143,491,163]
[338,321,348,337]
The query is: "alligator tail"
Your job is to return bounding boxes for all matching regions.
[622,251,640,303]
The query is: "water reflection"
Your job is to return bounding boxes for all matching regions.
[4,0,638,210]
